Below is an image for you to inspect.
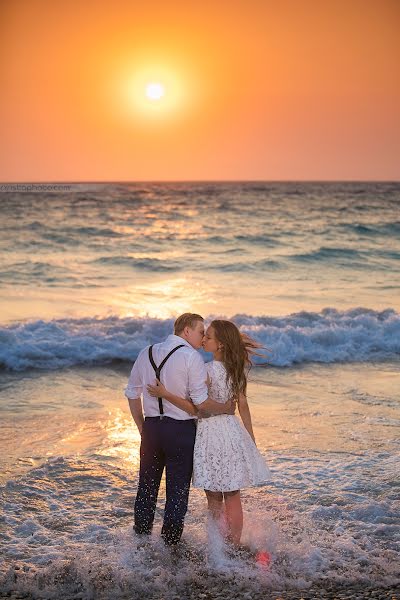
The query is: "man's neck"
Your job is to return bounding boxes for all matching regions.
[175,333,194,349]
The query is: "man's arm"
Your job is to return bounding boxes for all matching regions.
[197,397,235,416]
[188,354,235,415]
[147,353,235,416]
[125,352,145,433]
[147,379,235,416]
[147,382,199,415]
[128,397,144,435]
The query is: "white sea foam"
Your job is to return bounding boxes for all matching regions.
[0,308,399,371]
[1,452,399,598]
[1,359,399,597]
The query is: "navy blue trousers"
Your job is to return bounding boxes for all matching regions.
[134,417,196,545]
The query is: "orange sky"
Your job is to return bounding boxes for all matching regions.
[0,0,399,181]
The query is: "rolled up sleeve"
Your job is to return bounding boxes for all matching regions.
[188,352,208,405]
[125,352,144,400]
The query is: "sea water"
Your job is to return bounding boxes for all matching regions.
[0,182,399,598]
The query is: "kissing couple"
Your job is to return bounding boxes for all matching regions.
[125,312,270,549]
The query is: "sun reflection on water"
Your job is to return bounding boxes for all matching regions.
[113,276,217,319]
[98,408,141,469]
[114,203,205,240]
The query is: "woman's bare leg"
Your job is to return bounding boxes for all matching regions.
[223,490,243,546]
[205,490,225,539]
[205,490,224,522]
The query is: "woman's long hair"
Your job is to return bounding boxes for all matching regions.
[210,319,267,399]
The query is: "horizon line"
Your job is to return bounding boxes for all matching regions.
[1,178,399,185]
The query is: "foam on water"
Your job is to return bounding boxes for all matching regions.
[1,182,399,597]
[1,450,399,599]
[0,359,399,597]
[0,308,399,371]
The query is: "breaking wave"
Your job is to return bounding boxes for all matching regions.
[0,308,399,371]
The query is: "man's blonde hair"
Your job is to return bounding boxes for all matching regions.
[174,313,204,335]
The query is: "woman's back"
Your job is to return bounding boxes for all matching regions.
[206,361,231,403]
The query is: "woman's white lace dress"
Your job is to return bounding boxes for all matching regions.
[192,361,270,492]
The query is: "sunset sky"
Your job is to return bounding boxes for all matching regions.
[0,0,399,182]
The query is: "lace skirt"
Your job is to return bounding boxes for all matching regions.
[192,414,271,492]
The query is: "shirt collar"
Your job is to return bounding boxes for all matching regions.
[166,334,195,350]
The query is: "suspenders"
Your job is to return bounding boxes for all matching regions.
[148,344,185,418]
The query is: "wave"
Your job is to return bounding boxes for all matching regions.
[0,261,103,287]
[287,246,400,270]
[292,247,365,263]
[6,221,124,238]
[90,256,183,271]
[213,259,282,272]
[0,261,75,285]
[0,308,399,372]
[88,255,283,273]
[339,222,400,237]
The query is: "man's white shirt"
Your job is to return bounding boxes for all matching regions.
[125,334,208,420]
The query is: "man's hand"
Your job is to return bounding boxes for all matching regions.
[224,399,236,415]
[198,398,236,417]
[128,397,144,435]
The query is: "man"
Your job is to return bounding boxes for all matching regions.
[125,312,234,546]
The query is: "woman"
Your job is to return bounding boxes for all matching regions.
[147,319,270,547]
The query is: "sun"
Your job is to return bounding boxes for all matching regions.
[111,62,193,122]
[145,82,165,101]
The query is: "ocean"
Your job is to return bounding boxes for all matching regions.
[0,182,399,598]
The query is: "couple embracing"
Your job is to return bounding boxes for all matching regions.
[125,313,270,549]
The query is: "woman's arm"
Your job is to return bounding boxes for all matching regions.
[147,380,198,415]
[147,380,235,417]
[238,393,256,444]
